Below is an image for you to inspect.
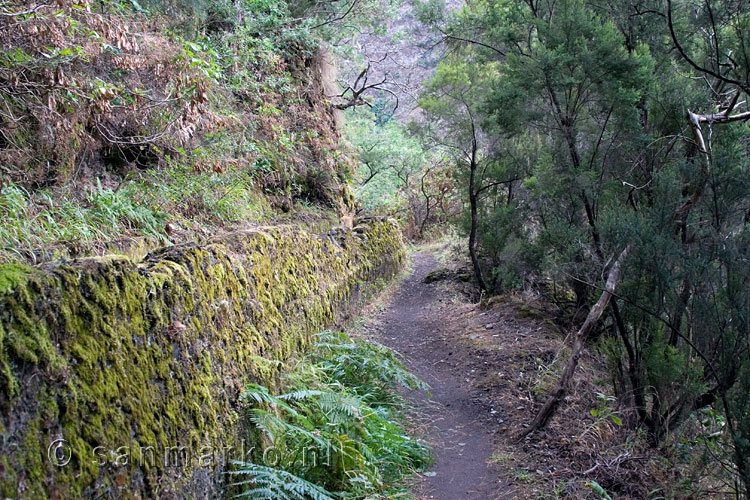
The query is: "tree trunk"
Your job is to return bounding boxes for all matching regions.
[468,139,487,291]
[517,244,633,438]
[732,428,750,500]
[419,171,432,238]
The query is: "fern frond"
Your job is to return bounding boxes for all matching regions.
[238,330,431,497]
[228,461,336,500]
[279,389,324,401]
[318,391,362,422]
[249,409,326,448]
[243,383,301,417]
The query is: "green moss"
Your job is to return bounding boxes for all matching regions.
[17,418,49,498]
[0,219,405,499]
[0,263,31,295]
[0,455,17,497]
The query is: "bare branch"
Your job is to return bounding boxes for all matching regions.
[311,0,361,30]
[0,3,49,17]
[331,62,399,112]
[666,0,750,95]
[518,244,633,438]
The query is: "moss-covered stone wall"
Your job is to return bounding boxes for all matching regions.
[0,218,404,499]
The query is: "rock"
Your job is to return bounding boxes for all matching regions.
[423,268,453,283]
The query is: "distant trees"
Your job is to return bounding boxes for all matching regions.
[345,108,457,238]
[418,59,494,288]
[419,0,750,494]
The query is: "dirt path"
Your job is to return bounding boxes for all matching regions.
[372,251,512,499]
[366,249,653,500]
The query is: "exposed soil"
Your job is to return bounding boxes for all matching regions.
[371,251,509,499]
[363,249,673,500]
[363,251,515,499]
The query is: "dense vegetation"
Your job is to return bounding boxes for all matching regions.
[395,0,748,496]
[229,331,430,499]
[0,0,391,263]
[2,0,749,497]
[340,0,749,495]
[0,0,431,498]
[345,107,457,238]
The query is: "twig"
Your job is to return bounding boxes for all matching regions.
[0,3,50,17]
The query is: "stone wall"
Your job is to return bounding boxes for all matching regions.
[0,218,404,499]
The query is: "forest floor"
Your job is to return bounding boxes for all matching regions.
[357,247,669,500]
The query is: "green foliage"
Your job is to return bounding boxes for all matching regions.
[178,40,223,81]
[0,0,360,262]
[311,330,429,404]
[345,108,456,238]
[131,161,267,224]
[0,162,270,263]
[228,462,335,500]
[296,0,399,43]
[230,331,430,498]
[345,108,424,213]
[588,393,623,428]
[642,328,704,403]
[586,480,612,499]
[0,182,168,261]
[419,0,750,493]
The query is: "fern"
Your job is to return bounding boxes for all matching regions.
[228,462,335,500]
[249,409,323,446]
[232,330,431,498]
[279,389,324,401]
[313,331,429,405]
[317,390,362,421]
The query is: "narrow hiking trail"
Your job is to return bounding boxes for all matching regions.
[371,251,514,500]
[367,250,653,500]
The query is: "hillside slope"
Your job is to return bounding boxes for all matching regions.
[0,0,355,264]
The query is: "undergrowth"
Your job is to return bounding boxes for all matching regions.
[229,331,430,499]
[0,0,353,263]
[0,163,270,263]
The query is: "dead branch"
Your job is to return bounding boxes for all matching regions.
[332,61,399,112]
[518,244,633,439]
[0,3,50,17]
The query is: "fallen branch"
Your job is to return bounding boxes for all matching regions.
[0,3,50,17]
[517,244,633,439]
